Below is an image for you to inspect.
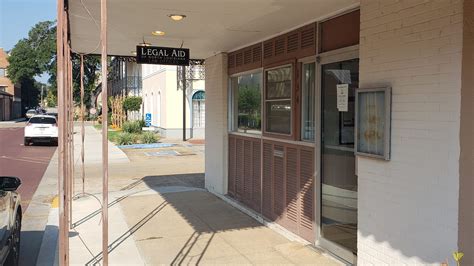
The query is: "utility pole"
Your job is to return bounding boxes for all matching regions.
[182,66,186,141]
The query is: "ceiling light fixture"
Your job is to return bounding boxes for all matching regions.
[151,30,166,36]
[131,51,137,55]
[168,14,186,21]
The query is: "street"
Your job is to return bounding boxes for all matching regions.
[0,123,56,211]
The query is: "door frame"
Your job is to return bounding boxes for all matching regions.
[314,45,359,264]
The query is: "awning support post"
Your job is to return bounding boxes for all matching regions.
[80,54,85,194]
[100,0,109,264]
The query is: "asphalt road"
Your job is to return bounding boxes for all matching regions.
[0,123,56,211]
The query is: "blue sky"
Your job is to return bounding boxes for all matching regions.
[0,0,56,83]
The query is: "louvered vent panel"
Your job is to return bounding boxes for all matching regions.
[228,137,236,196]
[235,52,243,67]
[273,145,285,217]
[262,142,273,219]
[252,140,261,212]
[274,37,285,56]
[301,27,315,49]
[287,32,299,53]
[285,147,299,223]
[252,45,262,63]
[228,54,235,69]
[263,41,273,59]
[243,140,253,205]
[300,149,314,230]
[243,49,252,65]
[235,138,244,199]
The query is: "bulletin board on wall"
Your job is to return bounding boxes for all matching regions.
[355,86,391,160]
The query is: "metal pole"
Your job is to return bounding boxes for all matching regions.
[182,66,186,141]
[56,0,68,264]
[80,54,85,194]
[100,0,109,264]
[68,51,74,228]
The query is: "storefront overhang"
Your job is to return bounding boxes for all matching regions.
[68,0,359,59]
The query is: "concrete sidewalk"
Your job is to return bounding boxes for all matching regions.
[36,125,340,265]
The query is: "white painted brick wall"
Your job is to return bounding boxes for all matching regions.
[204,53,228,195]
[358,0,463,265]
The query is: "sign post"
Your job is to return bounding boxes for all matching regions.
[145,113,152,127]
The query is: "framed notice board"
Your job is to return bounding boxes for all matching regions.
[355,87,391,160]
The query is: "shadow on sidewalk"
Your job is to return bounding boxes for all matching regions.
[77,172,265,265]
[20,226,58,266]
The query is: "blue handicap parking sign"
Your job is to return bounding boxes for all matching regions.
[145,113,152,127]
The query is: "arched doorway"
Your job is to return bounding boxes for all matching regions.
[192,90,205,128]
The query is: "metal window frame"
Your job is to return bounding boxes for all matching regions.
[298,58,317,142]
[263,64,294,136]
[354,86,392,161]
[228,68,264,135]
[314,45,359,264]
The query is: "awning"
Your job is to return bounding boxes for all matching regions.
[68,0,359,59]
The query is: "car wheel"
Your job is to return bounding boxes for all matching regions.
[24,139,29,146]
[5,212,21,266]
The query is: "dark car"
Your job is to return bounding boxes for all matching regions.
[0,177,22,266]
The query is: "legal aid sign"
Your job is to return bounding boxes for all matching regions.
[136,45,190,66]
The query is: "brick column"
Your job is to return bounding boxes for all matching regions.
[204,53,228,195]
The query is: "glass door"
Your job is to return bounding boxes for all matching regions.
[319,58,359,262]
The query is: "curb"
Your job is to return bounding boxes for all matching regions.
[35,196,59,266]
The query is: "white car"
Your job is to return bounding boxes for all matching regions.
[24,115,58,146]
[25,109,37,119]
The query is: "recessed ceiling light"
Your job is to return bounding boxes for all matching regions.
[168,14,186,21]
[151,30,165,36]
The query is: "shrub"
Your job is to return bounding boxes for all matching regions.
[140,132,159,144]
[116,132,136,145]
[123,96,142,112]
[122,120,142,134]
[138,119,146,128]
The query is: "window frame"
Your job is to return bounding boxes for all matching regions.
[263,62,296,140]
[298,56,317,142]
[228,68,264,136]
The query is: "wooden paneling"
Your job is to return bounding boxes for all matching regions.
[228,43,262,75]
[228,134,262,213]
[320,10,360,53]
[228,136,315,242]
[262,23,317,67]
[262,141,273,219]
[261,139,315,242]
[228,137,236,196]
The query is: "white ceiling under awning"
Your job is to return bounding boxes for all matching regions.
[68,0,359,59]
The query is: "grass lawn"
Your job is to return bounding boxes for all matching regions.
[94,124,121,143]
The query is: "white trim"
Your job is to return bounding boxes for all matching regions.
[228,131,261,138]
[227,3,360,53]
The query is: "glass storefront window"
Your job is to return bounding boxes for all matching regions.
[229,72,262,134]
[265,66,292,135]
[301,62,315,141]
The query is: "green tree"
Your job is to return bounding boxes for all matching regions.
[7,21,56,109]
[7,20,101,109]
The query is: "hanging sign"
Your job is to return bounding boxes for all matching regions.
[337,84,349,112]
[136,45,190,66]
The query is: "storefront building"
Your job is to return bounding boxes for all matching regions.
[67,0,473,264]
[204,2,473,265]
